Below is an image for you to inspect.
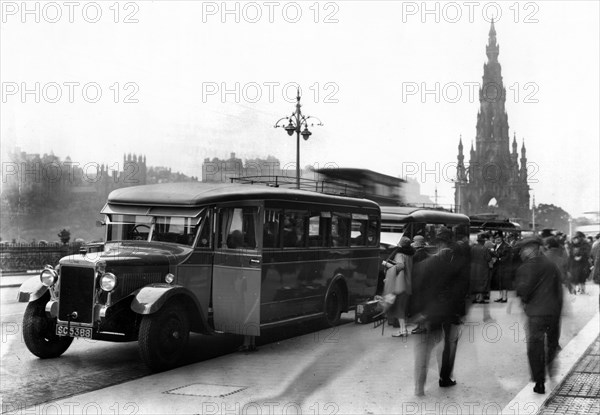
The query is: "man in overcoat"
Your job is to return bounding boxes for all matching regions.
[515,236,563,394]
[413,228,469,395]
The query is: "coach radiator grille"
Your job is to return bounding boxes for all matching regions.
[58,266,95,324]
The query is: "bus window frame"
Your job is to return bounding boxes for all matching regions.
[195,208,213,249]
[263,208,282,250]
[331,212,352,247]
[217,205,261,251]
[281,209,309,249]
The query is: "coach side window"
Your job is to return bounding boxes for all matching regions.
[308,211,331,247]
[263,209,281,249]
[332,213,351,247]
[350,214,369,246]
[218,207,258,249]
[195,209,212,248]
[350,214,379,247]
[282,210,307,248]
[367,216,379,246]
[308,214,321,247]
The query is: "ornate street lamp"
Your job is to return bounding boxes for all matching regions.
[274,89,323,189]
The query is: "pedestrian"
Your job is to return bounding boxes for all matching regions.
[238,335,257,352]
[592,234,600,305]
[382,236,415,337]
[540,229,554,255]
[456,231,472,294]
[507,232,519,249]
[492,232,513,303]
[515,236,563,394]
[591,233,600,258]
[470,233,493,304]
[568,231,591,294]
[483,235,495,300]
[591,233,600,275]
[409,235,429,334]
[544,236,569,292]
[413,227,469,396]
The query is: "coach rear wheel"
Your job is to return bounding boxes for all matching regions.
[323,283,344,327]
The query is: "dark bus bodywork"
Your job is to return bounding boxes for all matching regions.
[18,182,380,370]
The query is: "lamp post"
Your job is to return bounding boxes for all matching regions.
[451,178,463,214]
[531,193,536,234]
[274,89,323,189]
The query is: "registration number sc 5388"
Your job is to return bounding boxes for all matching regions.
[56,324,92,339]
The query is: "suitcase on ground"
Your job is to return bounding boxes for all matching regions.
[355,299,384,324]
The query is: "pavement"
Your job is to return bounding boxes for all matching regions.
[2,273,599,415]
[505,315,599,415]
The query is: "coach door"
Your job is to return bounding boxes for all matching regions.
[212,205,262,336]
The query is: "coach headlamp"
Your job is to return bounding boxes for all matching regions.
[40,266,59,287]
[100,272,117,292]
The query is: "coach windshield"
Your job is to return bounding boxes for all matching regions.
[106,214,153,242]
[106,214,201,246]
[151,216,199,246]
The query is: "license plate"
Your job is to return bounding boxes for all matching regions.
[56,324,92,339]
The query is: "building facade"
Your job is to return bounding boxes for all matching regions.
[0,148,197,242]
[202,153,291,183]
[455,21,531,222]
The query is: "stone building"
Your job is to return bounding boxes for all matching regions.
[455,21,531,221]
[202,153,285,183]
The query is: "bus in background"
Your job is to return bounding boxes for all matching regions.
[469,214,522,243]
[18,182,381,371]
[377,206,470,294]
[380,206,470,248]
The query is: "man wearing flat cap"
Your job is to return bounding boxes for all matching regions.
[515,236,563,395]
[413,227,469,395]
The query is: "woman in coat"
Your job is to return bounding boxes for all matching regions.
[470,233,492,303]
[383,236,415,337]
[568,232,591,294]
[493,232,514,303]
[409,235,429,334]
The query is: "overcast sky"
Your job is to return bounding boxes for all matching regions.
[1,0,598,217]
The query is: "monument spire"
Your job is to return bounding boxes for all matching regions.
[455,21,530,220]
[486,19,499,62]
[457,135,467,182]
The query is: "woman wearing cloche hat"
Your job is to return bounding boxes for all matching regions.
[382,236,415,337]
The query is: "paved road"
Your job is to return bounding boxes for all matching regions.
[2,284,598,414]
[0,283,346,413]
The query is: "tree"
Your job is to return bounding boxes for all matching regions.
[57,229,71,245]
[534,203,571,233]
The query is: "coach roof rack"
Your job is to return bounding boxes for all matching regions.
[230,175,366,197]
[228,175,413,205]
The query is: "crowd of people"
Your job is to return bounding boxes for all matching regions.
[380,228,600,396]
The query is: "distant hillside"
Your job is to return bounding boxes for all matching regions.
[0,149,197,243]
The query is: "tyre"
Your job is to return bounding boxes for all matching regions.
[138,302,190,372]
[23,294,73,359]
[322,283,344,327]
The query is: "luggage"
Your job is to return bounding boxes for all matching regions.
[355,299,384,324]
